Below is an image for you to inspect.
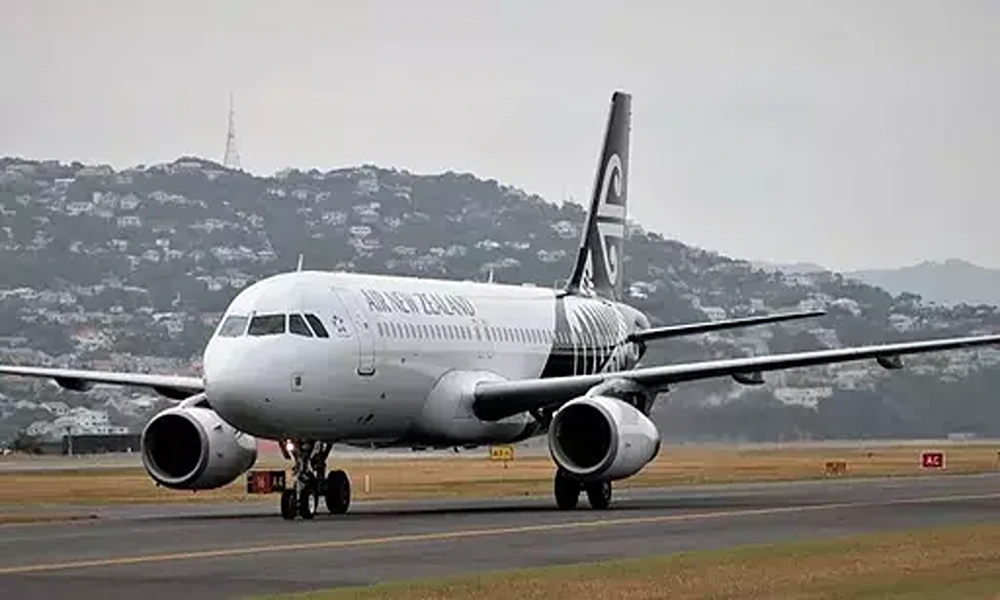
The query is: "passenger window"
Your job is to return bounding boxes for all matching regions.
[217,315,248,337]
[304,314,329,338]
[248,314,286,336]
[289,314,313,337]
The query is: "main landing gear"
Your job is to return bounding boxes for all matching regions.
[279,440,352,521]
[554,468,612,510]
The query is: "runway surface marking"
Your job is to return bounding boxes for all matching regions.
[1,491,998,576]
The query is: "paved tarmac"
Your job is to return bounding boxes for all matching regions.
[1,473,999,599]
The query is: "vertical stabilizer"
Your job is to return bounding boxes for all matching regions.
[563,91,631,302]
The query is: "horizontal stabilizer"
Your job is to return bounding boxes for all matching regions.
[627,310,825,344]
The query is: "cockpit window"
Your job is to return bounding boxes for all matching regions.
[248,314,286,336]
[288,314,313,337]
[217,315,248,337]
[304,313,329,338]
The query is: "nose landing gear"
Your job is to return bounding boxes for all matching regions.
[280,439,352,521]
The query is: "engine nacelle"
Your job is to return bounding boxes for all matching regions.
[141,405,258,490]
[548,395,660,482]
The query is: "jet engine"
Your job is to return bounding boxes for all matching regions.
[548,395,660,482]
[141,404,258,490]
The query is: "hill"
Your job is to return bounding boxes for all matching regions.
[846,259,1000,308]
[2,156,1000,444]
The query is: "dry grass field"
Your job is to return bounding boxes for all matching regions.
[1,442,998,510]
[265,520,1000,599]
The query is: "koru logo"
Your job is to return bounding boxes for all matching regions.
[591,153,625,287]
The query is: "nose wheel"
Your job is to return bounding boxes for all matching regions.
[280,440,353,521]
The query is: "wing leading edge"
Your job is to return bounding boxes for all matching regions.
[473,333,1000,421]
[629,309,825,344]
[0,365,204,400]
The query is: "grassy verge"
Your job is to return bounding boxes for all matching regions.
[259,521,1000,600]
[1,443,998,506]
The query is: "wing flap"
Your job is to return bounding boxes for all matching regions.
[0,365,204,400]
[473,334,1000,421]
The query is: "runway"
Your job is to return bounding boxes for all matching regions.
[2,473,1000,599]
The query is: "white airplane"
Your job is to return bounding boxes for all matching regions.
[3,91,999,521]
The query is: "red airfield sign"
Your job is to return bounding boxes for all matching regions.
[921,451,945,469]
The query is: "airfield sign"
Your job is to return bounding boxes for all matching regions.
[490,445,514,462]
[921,451,945,469]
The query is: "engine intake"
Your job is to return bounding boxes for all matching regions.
[141,405,258,490]
[548,395,660,482]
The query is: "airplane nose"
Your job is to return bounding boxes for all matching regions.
[203,340,277,435]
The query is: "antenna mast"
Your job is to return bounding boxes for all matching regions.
[223,92,242,170]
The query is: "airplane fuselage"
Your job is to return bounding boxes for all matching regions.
[204,270,650,447]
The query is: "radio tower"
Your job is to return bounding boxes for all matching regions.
[222,92,242,170]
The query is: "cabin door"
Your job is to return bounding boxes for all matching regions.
[332,288,376,376]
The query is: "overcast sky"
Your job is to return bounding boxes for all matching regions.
[4,0,998,271]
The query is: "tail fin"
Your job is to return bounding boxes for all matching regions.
[564,91,631,302]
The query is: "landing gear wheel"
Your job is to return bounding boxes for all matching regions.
[282,439,345,522]
[585,481,612,510]
[280,489,297,520]
[297,489,317,520]
[554,469,581,510]
[324,470,351,515]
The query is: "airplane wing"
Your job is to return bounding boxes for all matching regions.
[629,310,825,343]
[473,334,1000,421]
[0,365,204,400]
